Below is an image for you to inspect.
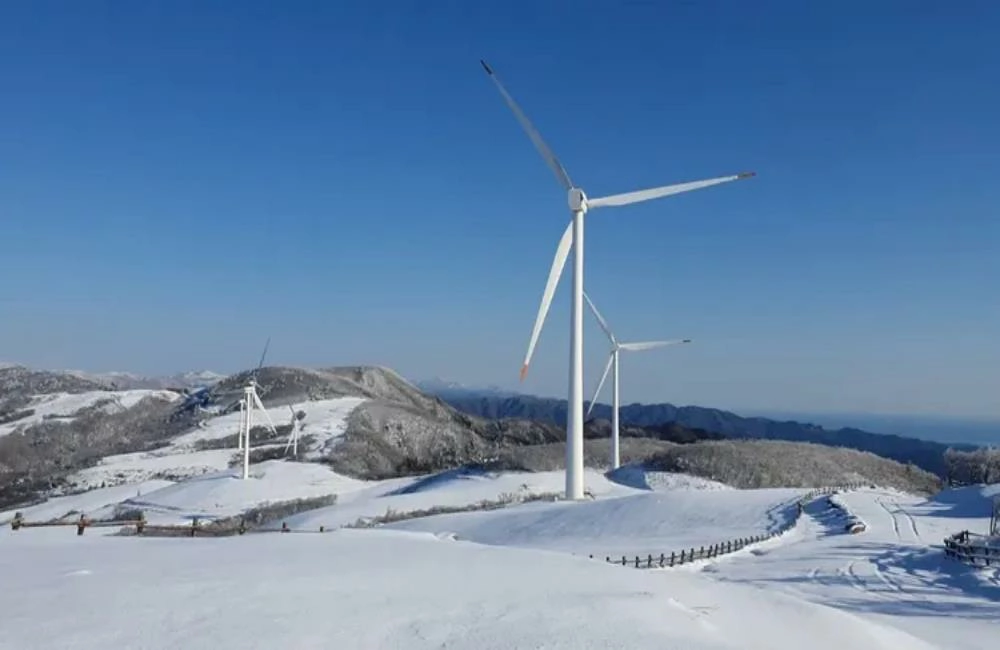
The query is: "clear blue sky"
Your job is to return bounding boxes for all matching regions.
[2,1,998,419]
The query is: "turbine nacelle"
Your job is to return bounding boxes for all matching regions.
[568,187,588,213]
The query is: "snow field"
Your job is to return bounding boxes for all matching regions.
[695,486,1000,650]
[0,526,940,650]
[384,485,806,558]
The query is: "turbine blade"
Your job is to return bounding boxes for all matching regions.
[586,353,615,419]
[587,172,755,209]
[251,393,279,434]
[619,339,691,352]
[481,60,573,191]
[521,221,573,381]
[256,337,270,374]
[582,291,617,346]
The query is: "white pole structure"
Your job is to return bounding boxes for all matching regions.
[284,405,300,457]
[242,385,254,480]
[584,291,690,469]
[240,380,279,480]
[237,397,245,452]
[481,60,753,499]
[611,346,620,470]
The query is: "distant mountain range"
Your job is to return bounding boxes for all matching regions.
[61,369,226,391]
[414,382,986,477]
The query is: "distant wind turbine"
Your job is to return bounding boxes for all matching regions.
[238,338,279,480]
[583,292,690,470]
[479,59,754,499]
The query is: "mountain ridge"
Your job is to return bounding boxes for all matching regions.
[418,385,980,477]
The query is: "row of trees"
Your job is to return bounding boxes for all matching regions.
[943,447,1000,486]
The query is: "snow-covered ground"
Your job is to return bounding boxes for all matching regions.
[2,459,996,649]
[280,467,638,530]
[0,389,179,437]
[386,485,804,557]
[64,396,365,491]
[87,461,367,524]
[167,396,365,459]
[0,526,940,650]
[0,480,174,524]
[688,485,1000,650]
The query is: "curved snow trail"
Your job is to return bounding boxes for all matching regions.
[874,495,923,545]
[694,488,1000,650]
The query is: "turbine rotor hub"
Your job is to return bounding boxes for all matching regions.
[568,187,588,213]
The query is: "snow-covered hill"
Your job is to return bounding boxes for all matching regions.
[3,470,997,649]
[0,389,179,437]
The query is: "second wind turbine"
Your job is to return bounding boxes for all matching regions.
[584,291,690,471]
[480,59,755,500]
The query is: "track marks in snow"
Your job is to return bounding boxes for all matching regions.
[874,495,922,544]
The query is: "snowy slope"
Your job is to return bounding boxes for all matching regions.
[65,396,366,491]
[87,461,367,524]
[0,526,939,650]
[169,396,365,459]
[684,486,1000,650]
[281,467,639,531]
[0,480,174,524]
[385,487,805,557]
[0,389,179,437]
[2,467,996,648]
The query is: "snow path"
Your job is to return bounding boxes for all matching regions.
[694,487,1000,650]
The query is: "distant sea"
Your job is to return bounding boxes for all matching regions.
[744,411,1000,447]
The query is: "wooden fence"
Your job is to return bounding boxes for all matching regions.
[943,530,1000,568]
[596,484,866,569]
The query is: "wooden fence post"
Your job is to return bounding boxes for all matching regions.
[670,551,676,566]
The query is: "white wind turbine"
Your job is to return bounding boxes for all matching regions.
[480,60,755,499]
[284,404,305,457]
[237,339,279,480]
[583,291,690,470]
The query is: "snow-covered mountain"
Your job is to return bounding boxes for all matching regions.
[62,369,226,390]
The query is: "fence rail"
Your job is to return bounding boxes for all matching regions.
[597,484,866,569]
[943,530,1000,568]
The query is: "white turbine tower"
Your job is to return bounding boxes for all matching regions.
[480,60,755,499]
[284,404,305,457]
[583,291,690,470]
[238,339,279,480]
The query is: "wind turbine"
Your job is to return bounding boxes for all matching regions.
[284,404,305,457]
[480,60,754,499]
[583,291,690,470]
[238,338,279,480]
